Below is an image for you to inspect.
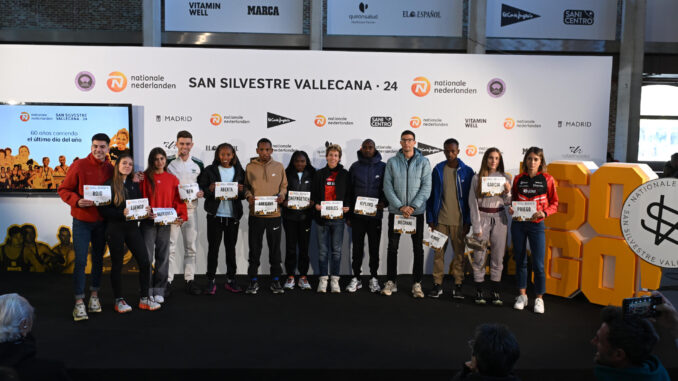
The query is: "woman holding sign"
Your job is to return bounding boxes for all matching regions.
[468,148,512,306]
[99,153,160,312]
[510,147,558,314]
[199,143,245,294]
[140,147,188,304]
[312,144,351,293]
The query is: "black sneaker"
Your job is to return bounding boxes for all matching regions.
[165,281,172,298]
[186,280,202,295]
[246,279,259,295]
[452,284,465,300]
[204,279,216,295]
[474,289,486,305]
[491,292,503,306]
[270,279,285,294]
[428,283,442,298]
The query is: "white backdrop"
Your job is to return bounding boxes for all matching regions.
[0,45,612,276]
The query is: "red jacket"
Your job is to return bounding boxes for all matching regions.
[512,172,559,223]
[140,171,188,221]
[58,154,113,222]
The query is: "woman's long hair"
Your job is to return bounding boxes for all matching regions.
[212,143,240,168]
[286,150,315,175]
[521,146,546,174]
[477,147,505,198]
[112,152,133,207]
[144,147,167,194]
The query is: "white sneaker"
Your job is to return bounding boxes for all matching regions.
[114,298,132,314]
[412,282,424,298]
[284,276,295,290]
[139,297,161,311]
[73,302,88,321]
[298,276,312,290]
[154,295,165,304]
[330,276,341,293]
[534,297,545,314]
[368,277,381,293]
[381,280,397,296]
[88,296,102,313]
[346,277,362,293]
[317,276,328,293]
[513,294,528,310]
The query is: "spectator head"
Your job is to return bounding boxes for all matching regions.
[469,324,520,377]
[592,306,659,367]
[0,293,34,343]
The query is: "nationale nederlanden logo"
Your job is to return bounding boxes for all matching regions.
[314,115,327,127]
[465,145,478,156]
[210,113,222,126]
[19,112,30,122]
[107,71,127,92]
[621,178,678,267]
[410,116,422,128]
[411,77,431,97]
[503,118,515,130]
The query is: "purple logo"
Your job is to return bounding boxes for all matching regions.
[75,71,95,91]
[487,78,506,98]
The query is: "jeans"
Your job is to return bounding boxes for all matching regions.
[511,220,546,295]
[283,218,311,276]
[317,220,345,276]
[140,221,171,296]
[386,213,424,283]
[206,215,239,279]
[350,215,381,278]
[72,218,107,300]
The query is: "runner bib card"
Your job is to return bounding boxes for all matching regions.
[153,208,177,225]
[287,191,311,210]
[423,228,449,251]
[83,185,111,206]
[215,182,238,201]
[125,198,149,220]
[178,183,199,202]
[393,215,417,234]
[512,201,537,221]
[254,196,278,216]
[354,196,378,216]
[321,201,344,219]
[481,177,505,197]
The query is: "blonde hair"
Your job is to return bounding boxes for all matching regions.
[325,144,342,158]
[0,293,34,343]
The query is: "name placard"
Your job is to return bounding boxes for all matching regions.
[288,191,311,210]
[254,196,278,215]
[178,183,199,202]
[83,185,111,206]
[481,177,505,197]
[394,215,417,234]
[321,200,344,219]
[153,207,178,225]
[126,198,149,220]
[423,228,449,251]
[354,196,378,216]
[215,182,238,201]
[512,201,537,221]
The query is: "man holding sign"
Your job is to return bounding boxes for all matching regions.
[382,130,431,298]
[244,138,288,294]
[166,131,204,296]
[58,133,114,321]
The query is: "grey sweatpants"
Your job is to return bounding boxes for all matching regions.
[470,212,508,283]
[141,221,172,296]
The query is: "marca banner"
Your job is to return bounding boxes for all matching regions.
[164,0,303,34]
[646,1,678,42]
[486,0,617,40]
[327,0,463,37]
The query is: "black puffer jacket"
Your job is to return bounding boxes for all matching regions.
[98,178,143,224]
[198,162,246,220]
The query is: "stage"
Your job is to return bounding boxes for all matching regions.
[2,272,678,381]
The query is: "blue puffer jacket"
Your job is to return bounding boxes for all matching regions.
[383,148,432,216]
[426,158,474,226]
[349,149,387,219]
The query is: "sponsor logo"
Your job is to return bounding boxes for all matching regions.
[522,147,530,155]
[370,116,392,128]
[210,113,223,126]
[410,116,448,128]
[501,4,540,27]
[189,2,220,16]
[412,77,478,96]
[465,117,487,128]
[349,2,378,24]
[465,145,478,157]
[156,115,193,123]
[563,145,591,159]
[107,71,127,92]
[487,78,506,98]
[314,114,353,127]
[376,144,399,155]
[621,178,678,267]
[162,141,178,156]
[273,144,295,153]
[359,2,368,13]
[402,10,441,18]
[75,71,95,91]
[417,142,443,157]
[205,145,239,152]
[558,120,592,128]
[410,116,422,128]
[569,146,582,155]
[411,77,431,97]
[267,112,294,128]
[247,5,279,16]
[19,112,30,122]
[315,115,327,127]
[503,118,515,130]
[504,118,541,129]
[564,9,594,25]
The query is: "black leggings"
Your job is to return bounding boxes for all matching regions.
[206,215,239,279]
[106,221,152,298]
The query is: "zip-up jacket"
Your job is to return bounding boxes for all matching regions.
[312,164,351,225]
[58,153,114,222]
[244,157,288,218]
[348,149,387,220]
[283,166,315,222]
[140,171,188,221]
[383,148,432,216]
[198,162,245,220]
[98,178,143,223]
[426,159,475,226]
[167,155,204,210]
[511,172,558,223]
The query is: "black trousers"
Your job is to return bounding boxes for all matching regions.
[106,221,152,298]
[351,216,382,278]
[247,216,283,278]
[206,215,239,279]
[386,213,424,283]
[283,218,311,276]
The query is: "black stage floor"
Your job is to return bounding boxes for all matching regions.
[2,273,677,381]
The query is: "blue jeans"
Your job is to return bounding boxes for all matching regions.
[317,220,345,276]
[72,218,107,299]
[511,221,546,295]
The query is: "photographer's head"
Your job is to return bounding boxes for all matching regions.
[470,324,520,377]
[592,306,658,368]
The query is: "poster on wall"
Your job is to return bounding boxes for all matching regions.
[327,0,463,37]
[486,0,617,40]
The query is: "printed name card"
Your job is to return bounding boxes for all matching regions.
[354,196,378,216]
[287,191,311,210]
[423,228,449,251]
[481,177,505,197]
[254,196,278,215]
[321,201,344,219]
[126,198,149,220]
[178,183,199,202]
[153,208,178,225]
[83,185,111,206]
[393,215,417,234]
[512,201,537,221]
[215,182,238,200]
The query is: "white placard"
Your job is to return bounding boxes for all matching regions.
[327,0,463,37]
[165,0,303,34]
[153,207,178,225]
[394,215,417,234]
[423,228,449,251]
[83,185,111,206]
[487,0,617,40]
[254,196,278,216]
[354,196,379,216]
[178,183,199,202]
[287,191,311,210]
[215,182,238,201]
[481,177,505,197]
[512,201,537,221]
[125,198,149,221]
[321,201,344,220]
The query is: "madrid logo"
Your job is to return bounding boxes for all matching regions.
[107,71,127,92]
[411,77,430,97]
[621,178,678,267]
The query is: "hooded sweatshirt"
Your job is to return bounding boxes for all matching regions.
[244,157,288,218]
[594,355,670,381]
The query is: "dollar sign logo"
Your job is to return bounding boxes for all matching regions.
[641,195,678,246]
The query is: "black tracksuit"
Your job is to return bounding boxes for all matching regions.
[282,167,315,276]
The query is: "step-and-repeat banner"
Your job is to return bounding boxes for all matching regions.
[1,45,654,305]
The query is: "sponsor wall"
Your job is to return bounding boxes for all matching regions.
[0,45,612,285]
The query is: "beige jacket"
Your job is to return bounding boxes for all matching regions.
[244,157,288,217]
